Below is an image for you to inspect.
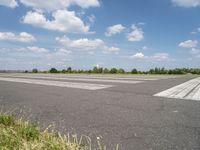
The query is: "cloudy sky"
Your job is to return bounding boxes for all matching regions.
[0,0,200,70]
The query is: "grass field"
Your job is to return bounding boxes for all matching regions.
[0,113,118,150]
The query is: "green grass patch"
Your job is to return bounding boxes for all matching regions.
[0,113,118,150]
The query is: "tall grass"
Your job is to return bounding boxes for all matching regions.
[0,113,119,150]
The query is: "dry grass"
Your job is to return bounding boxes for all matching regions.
[0,112,119,150]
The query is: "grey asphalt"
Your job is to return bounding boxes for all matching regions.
[0,74,200,150]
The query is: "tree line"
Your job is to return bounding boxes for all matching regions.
[29,67,200,75]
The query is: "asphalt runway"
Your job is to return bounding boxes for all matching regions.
[0,73,200,150]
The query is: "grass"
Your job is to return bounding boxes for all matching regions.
[0,112,119,150]
[19,72,194,76]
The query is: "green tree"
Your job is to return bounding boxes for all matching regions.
[62,69,67,73]
[118,68,125,74]
[32,68,38,73]
[92,67,98,73]
[49,68,58,73]
[103,68,110,74]
[131,68,138,74]
[110,68,118,74]
[67,67,72,73]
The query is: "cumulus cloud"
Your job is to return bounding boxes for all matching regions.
[18,46,48,53]
[56,36,120,54]
[179,40,198,48]
[130,52,145,59]
[56,36,104,50]
[103,46,120,54]
[27,46,48,53]
[190,48,200,54]
[20,0,100,11]
[179,40,200,58]
[105,24,125,37]
[2,46,72,69]
[171,0,200,7]
[127,25,144,42]
[0,0,18,8]
[22,10,89,33]
[55,48,72,55]
[0,32,35,43]
[151,53,169,61]
[130,52,169,61]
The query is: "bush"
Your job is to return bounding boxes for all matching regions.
[49,68,58,73]
[110,68,118,74]
[118,68,125,74]
[131,68,138,74]
[32,69,38,73]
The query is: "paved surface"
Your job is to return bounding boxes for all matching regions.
[0,73,200,150]
[155,77,200,101]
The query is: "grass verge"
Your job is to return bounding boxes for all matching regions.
[0,112,118,150]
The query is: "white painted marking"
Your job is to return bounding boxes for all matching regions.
[0,73,178,81]
[0,77,115,90]
[0,75,145,83]
[154,77,200,101]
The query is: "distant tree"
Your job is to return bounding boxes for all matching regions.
[49,68,58,73]
[118,68,125,74]
[99,67,103,73]
[168,69,173,74]
[154,67,159,74]
[24,70,29,73]
[131,68,138,74]
[110,68,118,74]
[92,67,103,73]
[103,68,110,74]
[92,67,98,73]
[67,67,72,73]
[160,67,167,74]
[88,70,92,74]
[32,68,38,73]
[62,69,67,73]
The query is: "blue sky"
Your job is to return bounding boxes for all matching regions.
[0,0,200,71]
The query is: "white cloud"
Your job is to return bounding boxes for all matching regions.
[127,25,144,42]
[0,0,18,8]
[130,52,169,61]
[103,46,120,54]
[179,40,200,58]
[54,48,72,56]
[142,46,149,50]
[56,36,120,54]
[151,53,169,61]
[22,10,90,33]
[190,48,200,54]
[27,46,48,53]
[171,0,200,7]
[105,24,125,37]
[56,36,104,50]
[190,28,200,34]
[20,0,100,11]
[179,40,198,48]
[5,46,72,69]
[188,48,200,58]
[130,52,145,59]
[0,32,35,43]
[88,14,95,25]
[18,46,49,53]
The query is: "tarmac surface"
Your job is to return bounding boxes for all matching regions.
[0,73,200,150]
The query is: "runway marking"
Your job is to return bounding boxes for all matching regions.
[0,75,145,83]
[0,77,115,90]
[0,74,178,81]
[154,77,200,101]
